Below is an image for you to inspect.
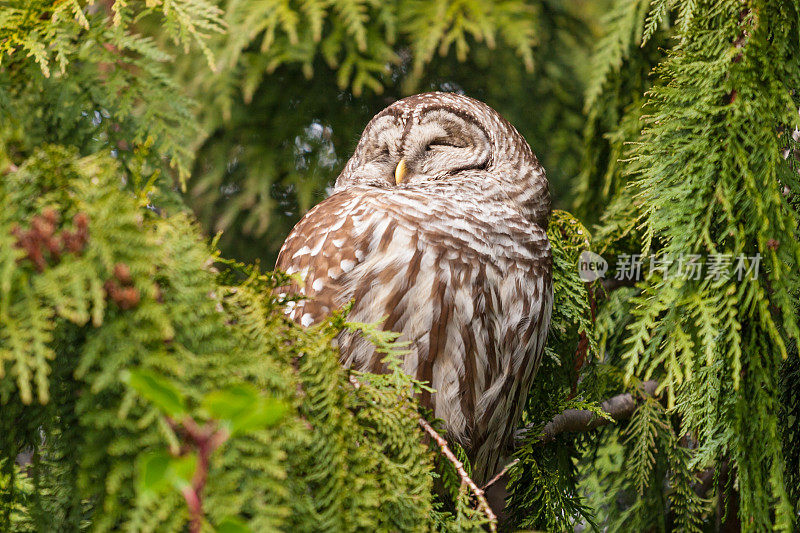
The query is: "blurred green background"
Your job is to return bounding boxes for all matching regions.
[176,0,609,264]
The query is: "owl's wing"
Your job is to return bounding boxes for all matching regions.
[275,189,356,326]
[276,187,553,483]
[275,190,370,326]
[276,187,426,331]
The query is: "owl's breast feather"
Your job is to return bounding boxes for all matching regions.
[275,186,552,484]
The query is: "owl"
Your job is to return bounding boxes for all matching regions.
[276,92,552,484]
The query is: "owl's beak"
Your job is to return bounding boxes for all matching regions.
[395,158,408,185]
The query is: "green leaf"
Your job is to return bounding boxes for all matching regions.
[137,450,197,496]
[201,383,258,419]
[202,383,287,435]
[216,517,253,533]
[170,453,198,489]
[229,396,288,435]
[123,368,186,417]
[138,450,171,494]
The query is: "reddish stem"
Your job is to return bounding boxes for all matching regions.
[167,416,230,533]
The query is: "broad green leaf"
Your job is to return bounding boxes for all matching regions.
[202,383,259,420]
[137,450,197,495]
[229,396,287,435]
[138,450,171,494]
[170,453,198,489]
[202,383,287,435]
[123,368,186,417]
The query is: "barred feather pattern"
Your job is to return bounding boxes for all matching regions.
[276,93,552,483]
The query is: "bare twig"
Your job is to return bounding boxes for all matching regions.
[348,374,497,531]
[517,380,659,446]
[418,416,498,531]
[482,458,519,491]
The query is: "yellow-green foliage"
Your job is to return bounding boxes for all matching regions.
[0,146,494,531]
[0,0,226,183]
[0,146,600,532]
[576,0,800,531]
[7,0,797,530]
[505,211,601,531]
[0,2,600,531]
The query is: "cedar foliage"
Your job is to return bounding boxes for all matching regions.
[2,0,800,531]
[0,1,594,531]
[0,145,446,531]
[577,0,800,531]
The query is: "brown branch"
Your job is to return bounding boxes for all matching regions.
[348,375,497,531]
[482,458,519,491]
[517,380,659,446]
[418,416,498,531]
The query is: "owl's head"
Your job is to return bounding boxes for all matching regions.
[335,92,550,228]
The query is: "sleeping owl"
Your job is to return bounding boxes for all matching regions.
[276,92,552,484]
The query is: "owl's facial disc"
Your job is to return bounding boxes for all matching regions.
[398,109,492,184]
[347,108,492,188]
